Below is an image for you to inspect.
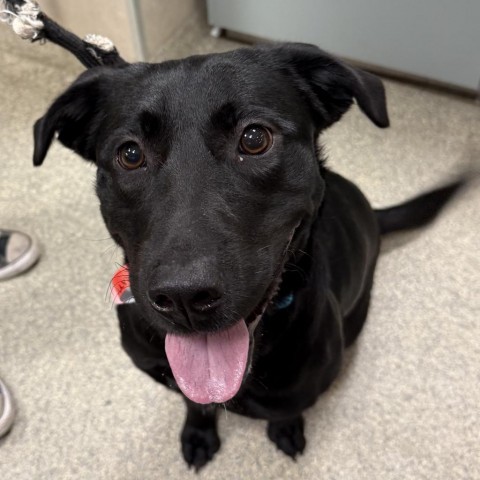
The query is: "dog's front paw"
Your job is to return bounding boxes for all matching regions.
[267,416,306,459]
[181,423,220,471]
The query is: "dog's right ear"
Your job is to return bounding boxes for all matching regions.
[33,68,109,166]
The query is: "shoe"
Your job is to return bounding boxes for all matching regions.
[0,378,15,438]
[0,229,40,281]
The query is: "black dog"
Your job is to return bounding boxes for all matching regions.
[32,41,461,469]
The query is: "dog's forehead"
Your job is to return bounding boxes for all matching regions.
[161,49,276,88]
[101,48,308,137]
[130,49,294,112]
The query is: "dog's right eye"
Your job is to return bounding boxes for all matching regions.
[117,142,145,170]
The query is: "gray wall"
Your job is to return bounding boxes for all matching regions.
[207,0,480,91]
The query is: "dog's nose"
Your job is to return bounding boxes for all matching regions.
[148,285,222,316]
[147,259,224,328]
[147,256,225,328]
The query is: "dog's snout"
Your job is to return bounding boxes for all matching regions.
[147,259,224,328]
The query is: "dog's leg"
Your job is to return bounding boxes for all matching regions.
[181,399,220,471]
[267,415,306,459]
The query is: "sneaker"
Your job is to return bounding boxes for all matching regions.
[0,229,40,281]
[0,378,15,438]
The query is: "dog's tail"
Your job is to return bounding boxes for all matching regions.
[1,0,127,68]
[374,180,465,235]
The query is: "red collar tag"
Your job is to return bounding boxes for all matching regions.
[111,265,135,304]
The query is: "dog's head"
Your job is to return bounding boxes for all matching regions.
[33,43,388,404]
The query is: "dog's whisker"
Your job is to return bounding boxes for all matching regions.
[104,280,115,303]
[221,402,228,420]
[100,243,118,259]
[82,236,115,242]
[256,244,272,253]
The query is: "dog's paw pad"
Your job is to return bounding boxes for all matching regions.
[267,416,306,459]
[181,425,220,471]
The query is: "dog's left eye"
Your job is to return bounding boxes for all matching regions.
[117,142,145,170]
[239,125,273,155]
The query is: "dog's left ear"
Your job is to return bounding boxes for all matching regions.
[33,68,109,166]
[278,43,389,129]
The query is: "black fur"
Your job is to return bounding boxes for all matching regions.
[33,43,458,469]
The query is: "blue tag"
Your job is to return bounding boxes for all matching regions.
[274,292,294,310]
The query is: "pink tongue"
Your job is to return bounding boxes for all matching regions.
[165,320,249,404]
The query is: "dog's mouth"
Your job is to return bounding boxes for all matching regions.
[164,223,300,405]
